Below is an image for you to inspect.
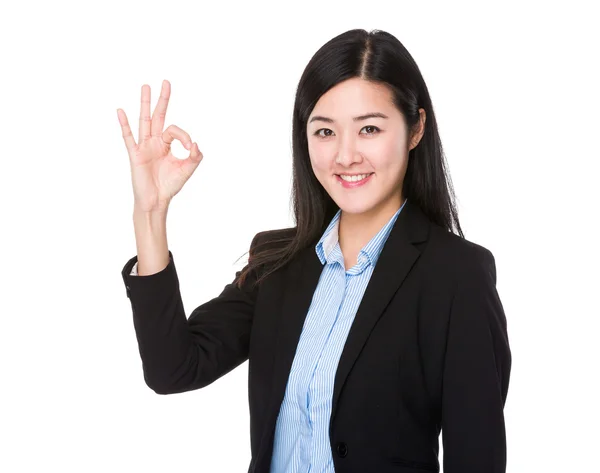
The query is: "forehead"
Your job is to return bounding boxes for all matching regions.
[309,78,395,118]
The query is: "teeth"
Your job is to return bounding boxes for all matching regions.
[340,173,371,182]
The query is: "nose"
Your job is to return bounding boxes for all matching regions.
[335,135,363,167]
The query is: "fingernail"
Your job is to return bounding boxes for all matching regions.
[185,142,191,150]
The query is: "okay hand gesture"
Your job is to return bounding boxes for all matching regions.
[117,80,203,212]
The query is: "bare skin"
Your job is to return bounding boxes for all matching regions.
[117,79,204,213]
[306,78,426,268]
[117,80,204,275]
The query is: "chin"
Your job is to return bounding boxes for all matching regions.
[335,201,377,215]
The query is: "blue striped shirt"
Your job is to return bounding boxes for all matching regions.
[269,199,408,473]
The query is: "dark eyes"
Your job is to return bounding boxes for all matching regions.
[313,125,381,138]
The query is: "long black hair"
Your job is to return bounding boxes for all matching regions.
[235,28,463,290]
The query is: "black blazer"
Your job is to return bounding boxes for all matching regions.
[121,200,511,473]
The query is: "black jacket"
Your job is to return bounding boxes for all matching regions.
[121,199,511,473]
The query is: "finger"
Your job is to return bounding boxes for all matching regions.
[187,142,203,162]
[151,80,171,138]
[162,124,192,149]
[117,109,137,154]
[139,84,151,143]
[182,142,204,172]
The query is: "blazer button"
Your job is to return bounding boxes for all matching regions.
[336,442,348,457]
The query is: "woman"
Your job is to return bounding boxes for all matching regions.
[118,29,511,473]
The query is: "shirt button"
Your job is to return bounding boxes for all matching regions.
[336,442,348,457]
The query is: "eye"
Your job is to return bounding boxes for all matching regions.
[361,125,381,135]
[314,128,334,138]
[312,126,381,138]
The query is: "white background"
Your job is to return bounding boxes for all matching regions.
[1,0,598,471]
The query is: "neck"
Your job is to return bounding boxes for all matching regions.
[338,194,405,255]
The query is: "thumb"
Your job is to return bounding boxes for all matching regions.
[182,142,203,172]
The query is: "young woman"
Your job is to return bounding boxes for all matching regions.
[118,28,511,473]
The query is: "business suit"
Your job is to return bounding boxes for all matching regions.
[269,199,406,473]
[121,199,511,473]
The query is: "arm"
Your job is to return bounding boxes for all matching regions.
[121,232,263,394]
[441,247,512,472]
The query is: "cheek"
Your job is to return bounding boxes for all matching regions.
[308,144,330,172]
[374,138,398,160]
[374,137,407,169]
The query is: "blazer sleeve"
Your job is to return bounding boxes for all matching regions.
[441,247,512,473]
[121,232,264,395]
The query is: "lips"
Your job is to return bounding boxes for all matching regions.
[334,173,374,178]
[335,172,374,188]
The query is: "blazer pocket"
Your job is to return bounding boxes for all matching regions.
[388,456,439,472]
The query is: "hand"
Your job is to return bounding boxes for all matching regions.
[117,80,203,212]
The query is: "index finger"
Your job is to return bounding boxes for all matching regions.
[151,80,171,138]
[117,108,137,153]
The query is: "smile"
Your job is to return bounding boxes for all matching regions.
[335,173,374,188]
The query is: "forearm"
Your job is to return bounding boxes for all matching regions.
[133,205,170,276]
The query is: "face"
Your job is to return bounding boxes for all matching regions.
[306,77,424,219]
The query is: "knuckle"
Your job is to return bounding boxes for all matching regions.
[169,125,183,136]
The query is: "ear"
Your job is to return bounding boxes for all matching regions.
[409,108,426,150]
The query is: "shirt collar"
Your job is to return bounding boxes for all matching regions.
[315,198,408,268]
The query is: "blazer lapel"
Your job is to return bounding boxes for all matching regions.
[330,200,430,425]
[256,200,431,462]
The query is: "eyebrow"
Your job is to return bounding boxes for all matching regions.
[308,112,389,124]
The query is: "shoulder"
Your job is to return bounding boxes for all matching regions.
[426,223,497,287]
